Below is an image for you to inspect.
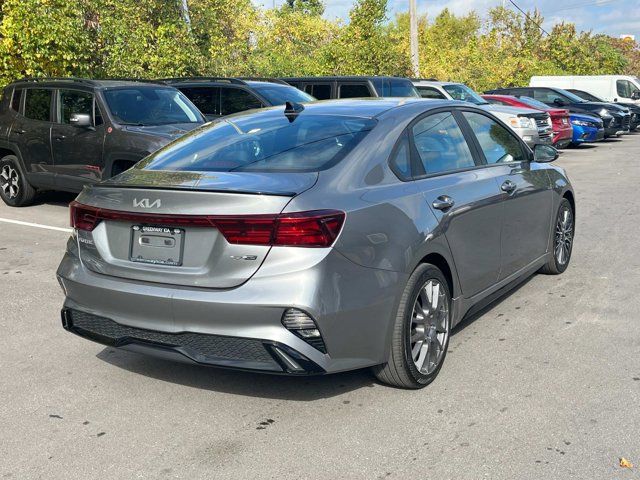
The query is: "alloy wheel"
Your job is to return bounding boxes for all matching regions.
[410,279,449,375]
[555,206,574,266]
[0,164,20,199]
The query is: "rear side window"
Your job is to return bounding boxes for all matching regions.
[412,112,476,174]
[139,112,376,173]
[24,89,52,121]
[305,84,332,100]
[179,86,220,116]
[10,88,22,112]
[463,112,525,164]
[220,88,262,115]
[339,84,372,98]
[58,90,93,124]
[417,87,446,99]
[389,134,412,180]
[379,79,419,97]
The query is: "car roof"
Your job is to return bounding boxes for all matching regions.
[223,98,463,121]
[412,80,460,87]
[281,76,410,82]
[7,78,169,90]
[159,77,289,88]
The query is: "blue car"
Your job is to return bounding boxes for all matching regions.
[570,113,605,146]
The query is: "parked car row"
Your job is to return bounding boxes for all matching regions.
[1,74,636,208]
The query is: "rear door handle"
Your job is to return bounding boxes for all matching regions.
[14,129,26,135]
[432,195,455,211]
[501,180,517,194]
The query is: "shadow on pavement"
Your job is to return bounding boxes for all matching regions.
[96,348,376,400]
[33,191,77,207]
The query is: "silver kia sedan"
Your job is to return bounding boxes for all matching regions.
[57,98,575,389]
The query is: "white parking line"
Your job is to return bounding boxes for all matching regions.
[0,217,72,233]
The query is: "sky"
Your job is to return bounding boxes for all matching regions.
[262,0,640,40]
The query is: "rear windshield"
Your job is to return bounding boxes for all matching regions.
[442,84,487,105]
[253,85,315,105]
[518,96,551,110]
[103,87,202,126]
[138,111,376,173]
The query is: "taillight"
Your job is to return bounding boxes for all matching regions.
[70,201,345,248]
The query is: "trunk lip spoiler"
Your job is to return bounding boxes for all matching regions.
[91,183,299,197]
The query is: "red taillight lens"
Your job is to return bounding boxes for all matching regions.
[70,201,345,248]
[274,211,345,247]
[70,201,100,231]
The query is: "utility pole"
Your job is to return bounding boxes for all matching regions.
[179,0,192,32]
[409,0,419,77]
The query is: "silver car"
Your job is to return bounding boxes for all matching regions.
[57,99,575,389]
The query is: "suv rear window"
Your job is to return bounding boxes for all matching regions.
[339,84,372,98]
[139,112,376,173]
[24,89,52,121]
[378,79,419,97]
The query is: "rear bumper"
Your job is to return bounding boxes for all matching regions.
[57,248,406,374]
[62,308,324,374]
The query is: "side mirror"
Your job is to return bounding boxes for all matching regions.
[553,98,566,107]
[631,91,640,100]
[70,113,92,128]
[533,144,559,163]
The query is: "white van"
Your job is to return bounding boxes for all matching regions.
[530,75,640,104]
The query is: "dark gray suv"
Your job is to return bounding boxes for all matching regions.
[0,78,205,207]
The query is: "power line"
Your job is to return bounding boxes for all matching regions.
[508,0,550,36]
[551,0,620,14]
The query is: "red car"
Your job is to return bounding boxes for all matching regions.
[482,94,573,149]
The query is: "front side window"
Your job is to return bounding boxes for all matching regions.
[616,80,638,98]
[103,87,201,125]
[10,88,22,112]
[463,112,525,164]
[58,90,93,124]
[24,89,52,121]
[220,88,263,116]
[138,112,376,173]
[339,84,372,98]
[179,86,220,116]
[412,111,476,175]
[417,87,446,100]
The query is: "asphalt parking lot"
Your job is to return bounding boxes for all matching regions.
[1,136,640,480]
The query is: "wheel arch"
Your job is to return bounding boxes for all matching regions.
[418,252,455,300]
[562,189,575,219]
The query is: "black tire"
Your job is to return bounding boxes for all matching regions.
[539,198,574,275]
[373,263,452,389]
[0,154,36,207]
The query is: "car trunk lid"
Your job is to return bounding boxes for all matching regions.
[73,170,318,288]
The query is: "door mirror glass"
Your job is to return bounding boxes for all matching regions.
[533,144,559,163]
[70,113,92,127]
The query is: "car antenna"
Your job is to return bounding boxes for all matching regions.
[284,101,304,122]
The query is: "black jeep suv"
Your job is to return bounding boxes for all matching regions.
[161,77,314,121]
[0,78,205,206]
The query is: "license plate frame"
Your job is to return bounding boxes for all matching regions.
[129,225,185,267]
